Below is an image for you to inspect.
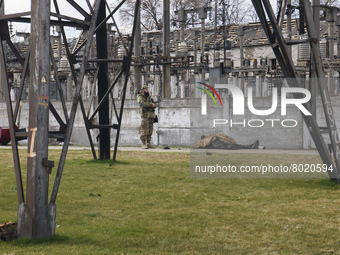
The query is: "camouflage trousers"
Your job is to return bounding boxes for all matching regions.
[140,117,154,143]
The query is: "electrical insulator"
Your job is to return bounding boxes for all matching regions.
[117,46,125,58]
[252,58,257,68]
[9,22,13,36]
[178,42,188,56]
[244,59,250,67]
[204,42,210,52]
[225,40,232,50]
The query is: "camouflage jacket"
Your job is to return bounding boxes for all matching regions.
[194,133,237,148]
[137,91,157,119]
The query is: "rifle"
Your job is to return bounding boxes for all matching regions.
[151,98,162,123]
[151,98,162,105]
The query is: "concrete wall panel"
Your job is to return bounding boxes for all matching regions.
[2,95,340,149]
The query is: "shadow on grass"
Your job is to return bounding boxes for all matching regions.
[6,234,119,252]
[69,159,130,166]
[7,234,103,246]
[7,234,69,246]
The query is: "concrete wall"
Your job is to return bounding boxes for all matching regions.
[2,94,340,149]
[189,94,305,149]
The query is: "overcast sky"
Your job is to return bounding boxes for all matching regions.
[3,0,278,39]
[3,0,119,39]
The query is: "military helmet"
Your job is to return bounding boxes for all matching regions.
[141,85,148,90]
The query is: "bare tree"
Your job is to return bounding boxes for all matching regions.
[245,3,260,23]
[118,0,163,31]
[141,0,163,30]
[171,0,211,28]
[117,0,259,32]
[286,0,340,21]
[216,0,249,25]
[317,0,340,7]
[171,0,250,28]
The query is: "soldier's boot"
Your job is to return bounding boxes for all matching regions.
[141,140,148,149]
[146,141,154,149]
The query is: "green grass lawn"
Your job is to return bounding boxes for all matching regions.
[1,148,340,254]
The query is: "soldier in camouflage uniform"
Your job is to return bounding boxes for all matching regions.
[137,85,157,149]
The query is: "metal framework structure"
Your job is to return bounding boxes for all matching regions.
[251,0,340,182]
[1,0,340,242]
[0,0,140,239]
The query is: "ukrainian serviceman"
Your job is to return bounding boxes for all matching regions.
[137,85,157,149]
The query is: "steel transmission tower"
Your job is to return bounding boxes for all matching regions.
[0,0,140,239]
[251,0,340,182]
